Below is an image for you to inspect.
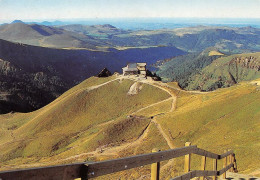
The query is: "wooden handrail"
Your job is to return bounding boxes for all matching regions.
[171,163,234,180]
[82,145,197,178]
[0,144,236,180]
[193,147,219,159]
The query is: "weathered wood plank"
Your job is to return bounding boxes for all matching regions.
[213,159,218,180]
[200,156,206,180]
[230,154,235,172]
[171,171,193,180]
[184,142,192,173]
[219,163,234,175]
[181,171,193,180]
[0,145,235,180]
[151,148,160,180]
[86,145,197,178]
[171,166,234,180]
[219,150,233,159]
[193,148,219,159]
[171,170,218,180]
[195,170,217,177]
[0,163,87,180]
[223,150,227,178]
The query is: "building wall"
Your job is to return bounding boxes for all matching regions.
[124,71,138,75]
[140,70,146,75]
[123,63,147,76]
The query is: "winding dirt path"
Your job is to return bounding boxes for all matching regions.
[151,118,174,149]
[24,77,177,167]
[2,76,179,172]
[132,97,173,114]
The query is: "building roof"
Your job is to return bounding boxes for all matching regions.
[137,63,147,66]
[122,62,146,72]
[128,63,137,69]
[122,67,138,71]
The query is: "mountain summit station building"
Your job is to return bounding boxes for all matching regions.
[122,63,147,77]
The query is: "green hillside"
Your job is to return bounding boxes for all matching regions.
[157,48,223,85]
[157,51,260,92]
[185,52,260,91]
[0,76,259,179]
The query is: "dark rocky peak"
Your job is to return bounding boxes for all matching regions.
[97,68,112,77]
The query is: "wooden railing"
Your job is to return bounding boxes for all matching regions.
[0,142,237,180]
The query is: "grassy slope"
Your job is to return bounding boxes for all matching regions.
[0,76,171,167]
[157,80,260,174]
[100,79,260,178]
[156,50,222,84]
[186,52,260,91]
[209,50,224,56]
[0,76,259,179]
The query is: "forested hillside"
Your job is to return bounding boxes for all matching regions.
[157,51,260,91]
[157,49,223,86]
[185,52,260,91]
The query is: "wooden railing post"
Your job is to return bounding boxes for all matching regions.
[223,150,227,179]
[213,159,218,180]
[151,148,160,180]
[200,156,206,180]
[184,142,191,173]
[233,154,238,173]
[228,149,232,172]
[230,154,235,172]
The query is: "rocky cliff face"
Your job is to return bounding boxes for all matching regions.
[229,56,260,71]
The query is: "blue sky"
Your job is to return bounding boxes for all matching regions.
[0,0,260,23]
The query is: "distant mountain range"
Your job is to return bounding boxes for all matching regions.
[0,22,109,49]
[8,20,65,26]
[4,18,260,29]
[1,21,260,53]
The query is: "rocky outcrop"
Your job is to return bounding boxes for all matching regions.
[97,68,112,77]
[230,56,260,71]
[127,82,143,95]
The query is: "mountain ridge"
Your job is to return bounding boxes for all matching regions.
[0,38,185,113]
[157,50,260,91]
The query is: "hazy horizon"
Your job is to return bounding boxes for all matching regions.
[2,17,260,30]
[1,0,260,23]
